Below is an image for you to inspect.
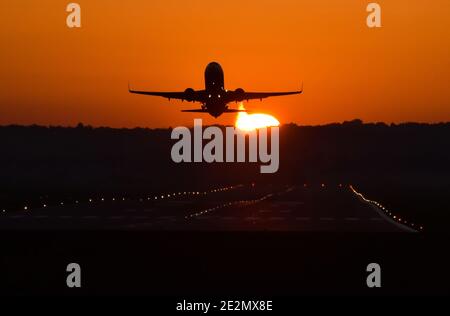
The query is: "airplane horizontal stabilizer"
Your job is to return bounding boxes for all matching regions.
[181,109,248,114]
[181,109,208,113]
[223,109,248,113]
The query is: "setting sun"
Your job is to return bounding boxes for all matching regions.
[235,103,280,131]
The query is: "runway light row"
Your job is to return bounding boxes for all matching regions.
[186,193,274,219]
[349,185,423,232]
[302,183,345,188]
[152,184,242,201]
[0,184,244,214]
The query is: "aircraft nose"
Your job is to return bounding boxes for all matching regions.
[206,62,222,72]
[208,61,221,68]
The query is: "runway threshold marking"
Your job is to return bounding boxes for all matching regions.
[221,217,236,220]
[132,216,150,220]
[295,217,311,221]
[9,215,25,219]
[269,216,285,221]
[82,216,99,219]
[110,216,125,220]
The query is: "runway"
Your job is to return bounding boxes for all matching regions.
[0,183,420,232]
[0,184,445,295]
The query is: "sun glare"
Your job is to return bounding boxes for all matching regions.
[235,103,280,131]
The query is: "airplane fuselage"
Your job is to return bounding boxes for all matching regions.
[204,62,227,117]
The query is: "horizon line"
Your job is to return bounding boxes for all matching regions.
[1,119,450,130]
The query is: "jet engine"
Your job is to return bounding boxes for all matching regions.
[234,88,245,101]
[184,88,195,102]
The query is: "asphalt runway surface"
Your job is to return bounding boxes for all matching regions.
[3,183,447,295]
[0,183,419,232]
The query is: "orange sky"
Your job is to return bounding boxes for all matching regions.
[1,0,450,128]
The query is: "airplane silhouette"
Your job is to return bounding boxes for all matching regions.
[129,62,303,118]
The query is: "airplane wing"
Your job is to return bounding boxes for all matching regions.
[129,84,205,103]
[243,91,302,100]
[229,85,303,102]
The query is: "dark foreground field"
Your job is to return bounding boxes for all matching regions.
[1,230,448,295]
[0,122,449,295]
